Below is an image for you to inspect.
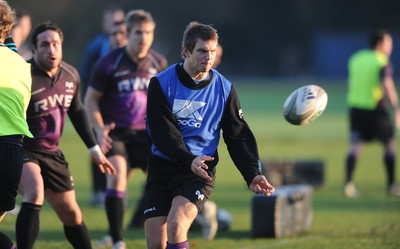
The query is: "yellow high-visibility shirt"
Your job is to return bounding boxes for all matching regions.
[0,46,33,138]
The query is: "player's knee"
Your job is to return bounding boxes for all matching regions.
[167,218,188,238]
[60,207,82,226]
[21,187,44,204]
[146,240,165,249]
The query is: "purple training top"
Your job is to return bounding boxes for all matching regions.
[24,60,82,152]
[90,47,168,130]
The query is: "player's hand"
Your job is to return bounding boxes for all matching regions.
[89,146,117,175]
[96,122,116,153]
[191,155,214,182]
[249,175,275,196]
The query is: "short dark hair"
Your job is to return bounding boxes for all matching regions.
[181,21,218,59]
[30,21,63,47]
[368,29,390,49]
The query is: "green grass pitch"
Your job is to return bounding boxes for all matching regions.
[2,79,399,248]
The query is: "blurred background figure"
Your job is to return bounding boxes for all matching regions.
[344,29,400,198]
[85,9,168,249]
[109,20,128,49]
[80,5,125,208]
[9,10,32,59]
[80,4,125,98]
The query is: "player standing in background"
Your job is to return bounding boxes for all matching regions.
[80,5,125,207]
[9,10,32,59]
[15,22,116,249]
[103,15,150,233]
[85,9,168,249]
[80,5,125,98]
[109,20,128,49]
[143,21,275,249]
[345,29,400,198]
[0,1,32,248]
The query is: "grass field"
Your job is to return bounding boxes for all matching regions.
[2,80,400,248]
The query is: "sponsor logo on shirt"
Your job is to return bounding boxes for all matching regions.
[117,77,149,93]
[195,190,204,200]
[65,81,74,93]
[34,94,73,112]
[173,99,206,128]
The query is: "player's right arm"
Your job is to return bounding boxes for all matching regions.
[147,78,213,181]
[84,86,114,153]
[146,77,197,168]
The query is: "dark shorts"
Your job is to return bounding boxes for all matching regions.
[350,107,394,143]
[23,150,74,192]
[143,155,216,220]
[0,142,24,212]
[107,129,149,171]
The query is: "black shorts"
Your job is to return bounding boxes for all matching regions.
[107,129,149,171]
[23,150,74,192]
[0,142,24,212]
[350,107,394,143]
[143,155,216,220]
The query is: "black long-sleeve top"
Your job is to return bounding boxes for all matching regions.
[146,64,261,186]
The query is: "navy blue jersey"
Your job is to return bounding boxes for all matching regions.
[80,33,110,94]
[90,47,168,130]
[24,59,97,152]
[146,64,261,186]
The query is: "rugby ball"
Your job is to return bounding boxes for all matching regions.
[283,85,328,126]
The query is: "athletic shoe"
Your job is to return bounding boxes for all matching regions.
[94,235,112,249]
[388,184,400,197]
[344,182,360,198]
[112,241,127,249]
[200,200,218,240]
[90,191,105,207]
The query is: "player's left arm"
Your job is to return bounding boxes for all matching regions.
[381,64,400,127]
[221,87,274,194]
[221,87,262,184]
[249,175,275,196]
